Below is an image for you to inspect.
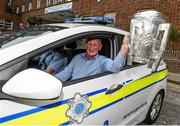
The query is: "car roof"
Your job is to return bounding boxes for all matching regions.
[43,23,88,28]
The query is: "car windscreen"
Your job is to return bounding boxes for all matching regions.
[0,25,66,50]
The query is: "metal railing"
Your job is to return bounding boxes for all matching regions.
[163,50,180,62]
[47,0,72,6]
[163,50,180,73]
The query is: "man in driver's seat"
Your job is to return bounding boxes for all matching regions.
[55,35,129,81]
[38,49,67,75]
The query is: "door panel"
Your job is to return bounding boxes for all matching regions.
[1,64,167,125]
[0,73,124,125]
[121,67,167,124]
[0,65,151,125]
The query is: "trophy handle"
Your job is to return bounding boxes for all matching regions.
[157,23,171,52]
[148,23,171,72]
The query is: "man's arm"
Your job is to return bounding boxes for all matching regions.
[55,55,78,81]
[119,35,129,57]
[45,57,67,74]
[103,35,129,72]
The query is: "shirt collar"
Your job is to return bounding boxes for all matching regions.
[81,53,99,60]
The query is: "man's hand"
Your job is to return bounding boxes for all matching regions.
[45,67,54,74]
[119,35,129,57]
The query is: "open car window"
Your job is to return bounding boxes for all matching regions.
[0,31,122,87]
[59,36,114,83]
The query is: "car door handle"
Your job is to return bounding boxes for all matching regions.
[105,84,123,95]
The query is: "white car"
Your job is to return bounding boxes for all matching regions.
[0,23,168,125]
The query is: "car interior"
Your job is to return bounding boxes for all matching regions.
[26,37,112,76]
[0,36,114,85]
[0,34,144,86]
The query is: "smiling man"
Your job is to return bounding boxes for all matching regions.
[55,35,129,81]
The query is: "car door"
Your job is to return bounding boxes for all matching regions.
[0,31,129,125]
[27,33,129,125]
[112,34,153,124]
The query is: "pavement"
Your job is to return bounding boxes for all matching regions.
[154,72,180,125]
[154,81,180,125]
[168,72,180,84]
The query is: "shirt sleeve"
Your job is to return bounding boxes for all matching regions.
[103,54,126,73]
[38,52,49,70]
[39,52,48,64]
[55,55,77,81]
[48,57,67,73]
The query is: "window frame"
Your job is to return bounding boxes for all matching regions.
[5,20,13,30]
[16,6,20,14]
[28,2,32,11]
[46,0,51,6]
[104,12,116,27]
[22,4,25,13]
[0,31,138,87]
[0,31,114,71]
[0,31,115,76]
[36,0,41,9]
[0,19,5,29]
[8,0,12,7]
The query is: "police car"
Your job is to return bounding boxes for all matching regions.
[0,20,170,125]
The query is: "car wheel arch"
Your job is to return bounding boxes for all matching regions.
[143,89,165,124]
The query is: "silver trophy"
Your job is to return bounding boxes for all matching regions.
[128,10,171,71]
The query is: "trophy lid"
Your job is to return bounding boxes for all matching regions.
[133,10,166,23]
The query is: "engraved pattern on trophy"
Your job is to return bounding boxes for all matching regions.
[128,10,171,72]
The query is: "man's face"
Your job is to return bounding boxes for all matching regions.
[19,23,24,29]
[85,39,102,58]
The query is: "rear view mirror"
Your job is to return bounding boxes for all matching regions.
[2,69,62,100]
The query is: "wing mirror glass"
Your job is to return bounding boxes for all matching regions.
[2,68,62,100]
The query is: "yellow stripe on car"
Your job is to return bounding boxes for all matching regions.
[124,70,168,98]
[1,69,167,125]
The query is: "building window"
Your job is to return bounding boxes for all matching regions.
[104,12,116,27]
[16,7,19,14]
[53,0,57,5]
[37,0,41,9]
[22,5,25,13]
[104,12,116,23]
[60,0,64,3]
[46,0,51,6]
[5,20,13,30]
[53,0,63,5]
[0,19,5,29]
[28,2,32,11]
[8,0,12,7]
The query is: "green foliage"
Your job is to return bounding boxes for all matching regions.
[169,26,180,43]
[125,25,130,32]
[27,16,41,26]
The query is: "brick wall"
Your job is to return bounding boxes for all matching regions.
[13,0,45,26]
[3,0,179,31]
[73,0,180,31]
[73,0,180,73]
[164,43,180,73]
[2,0,180,31]
[0,0,20,32]
[164,59,180,73]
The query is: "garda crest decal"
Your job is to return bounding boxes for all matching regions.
[66,93,91,124]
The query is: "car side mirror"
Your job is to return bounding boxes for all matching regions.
[2,68,62,100]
